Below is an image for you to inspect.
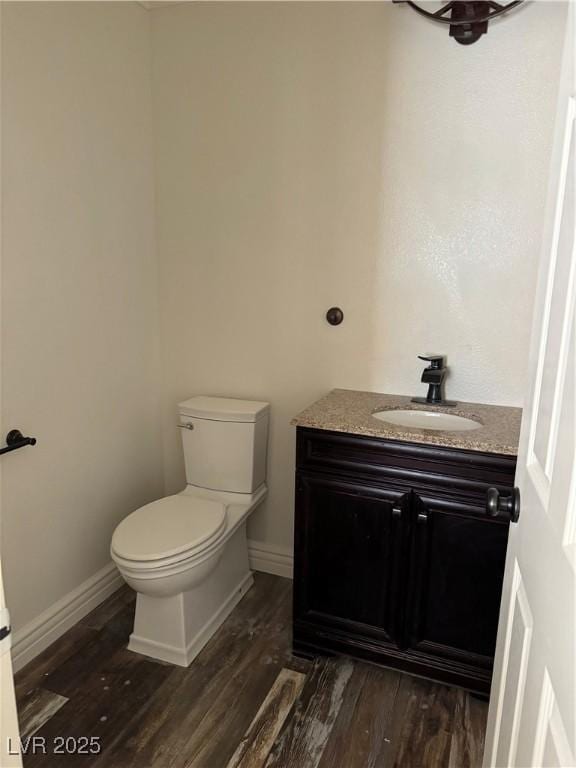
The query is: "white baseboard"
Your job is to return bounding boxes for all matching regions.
[248,539,293,580]
[11,543,292,673]
[11,562,123,673]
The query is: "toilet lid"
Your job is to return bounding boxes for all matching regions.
[111,495,227,563]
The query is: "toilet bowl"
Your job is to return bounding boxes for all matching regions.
[112,493,228,596]
[111,396,269,667]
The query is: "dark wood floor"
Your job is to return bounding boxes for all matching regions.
[15,574,487,767]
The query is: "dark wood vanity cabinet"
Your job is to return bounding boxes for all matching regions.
[293,427,516,694]
[295,474,409,647]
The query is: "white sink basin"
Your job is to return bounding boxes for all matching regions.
[372,409,482,432]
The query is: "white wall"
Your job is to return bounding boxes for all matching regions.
[151,2,566,552]
[1,1,163,632]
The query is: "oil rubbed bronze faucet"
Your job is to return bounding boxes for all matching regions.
[412,355,456,407]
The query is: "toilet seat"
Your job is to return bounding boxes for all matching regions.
[111,494,227,570]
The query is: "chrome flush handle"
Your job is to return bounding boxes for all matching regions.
[179,422,194,430]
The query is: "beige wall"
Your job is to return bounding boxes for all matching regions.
[1,2,163,632]
[0,1,566,637]
[151,2,566,552]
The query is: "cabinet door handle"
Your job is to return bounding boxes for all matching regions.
[417,510,428,524]
[392,506,402,518]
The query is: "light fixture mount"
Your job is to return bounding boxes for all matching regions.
[393,0,525,45]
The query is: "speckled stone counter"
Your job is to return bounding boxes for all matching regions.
[291,389,522,456]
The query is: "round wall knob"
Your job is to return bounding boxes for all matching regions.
[326,307,344,326]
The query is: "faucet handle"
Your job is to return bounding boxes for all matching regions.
[418,354,445,370]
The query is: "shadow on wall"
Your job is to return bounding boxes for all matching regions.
[152,2,564,553]
[1,1,164,633]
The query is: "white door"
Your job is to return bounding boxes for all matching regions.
[483,4,576,767]
[0,568,22,767]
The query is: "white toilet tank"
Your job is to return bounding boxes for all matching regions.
[178,396,269,494]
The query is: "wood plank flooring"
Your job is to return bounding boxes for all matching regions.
[15,574,487,768]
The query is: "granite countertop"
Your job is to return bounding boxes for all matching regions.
[291,389,522,456]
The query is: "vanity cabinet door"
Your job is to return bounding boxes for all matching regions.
[294,473,409,646]
[405,494,509,673]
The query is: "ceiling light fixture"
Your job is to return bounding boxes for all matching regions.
[392,0,525,45]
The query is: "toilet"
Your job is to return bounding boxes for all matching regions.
[111,395,269,667]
